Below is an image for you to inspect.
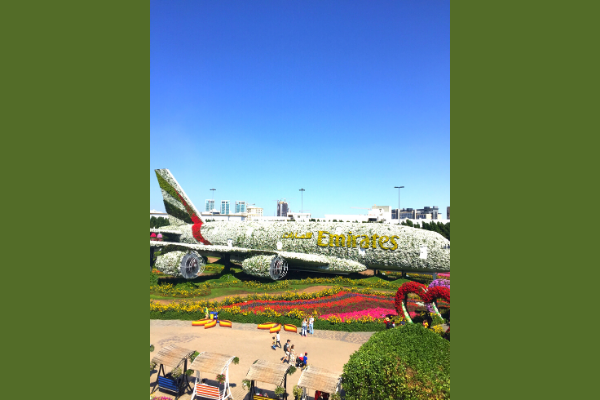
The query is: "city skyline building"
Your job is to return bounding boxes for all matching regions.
[235,201,247,214]
[205,199,215,212]
[277,200,289,217]
[247,206,263,220]
[392,206,441,220]
[221,200,230,215]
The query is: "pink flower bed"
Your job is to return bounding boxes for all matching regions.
[320,307,397,322]
[438,272,450,278]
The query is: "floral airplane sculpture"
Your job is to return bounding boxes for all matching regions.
[150,169,450,280]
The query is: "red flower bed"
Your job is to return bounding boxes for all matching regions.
[222,291,394,317]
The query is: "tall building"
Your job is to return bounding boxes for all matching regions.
[447,206,450,219]
[393,206,441,220]
[235,201,247,214]
[416,206,440,219]
[221,200,230,215]
[247,206,263,220]
[277,200,289,217]
[392,208,417,219]
[205,199,215,212]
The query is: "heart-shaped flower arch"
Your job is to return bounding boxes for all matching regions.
[394,281,428,323]
[394,281,450,323]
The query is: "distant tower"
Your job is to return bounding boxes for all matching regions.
[447,206,450,219]
[205,199,215,212]
[277,200,289,217]
[221,200,230,215]
[235,201,247,213]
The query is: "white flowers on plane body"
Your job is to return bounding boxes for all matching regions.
[200,221,450,272]
[154,250,187,276]
[241,255,275,278]
[152,221,450,273]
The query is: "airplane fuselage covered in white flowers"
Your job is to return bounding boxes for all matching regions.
[151,169,450,280]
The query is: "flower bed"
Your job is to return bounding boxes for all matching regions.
[222,291,395,318]
[320,307,396,321]
[150,286,399,331]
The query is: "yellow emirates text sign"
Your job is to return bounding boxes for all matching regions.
[317,231,398,251]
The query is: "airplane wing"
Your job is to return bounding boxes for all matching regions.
[150,240,276,258]
[150,242,367,278]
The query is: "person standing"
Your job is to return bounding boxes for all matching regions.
[282,340,291,363]
[308,316,314,335]
[288,345,296,365]
[276,331,282,348]
[301,318,307,337]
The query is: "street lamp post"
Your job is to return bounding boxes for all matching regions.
[299,188,305,213]
[394,186,404,222]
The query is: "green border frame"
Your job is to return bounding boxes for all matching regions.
[3,2,149,399]
[452,1,597,398]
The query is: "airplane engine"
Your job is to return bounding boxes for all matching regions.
[241,255,289,280]
[154,250,206,278]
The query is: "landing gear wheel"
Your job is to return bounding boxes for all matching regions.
[269,256,288,280]
[179,251,206,279]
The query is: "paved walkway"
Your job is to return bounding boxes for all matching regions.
[150,320,375,400]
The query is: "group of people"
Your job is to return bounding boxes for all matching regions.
[300,316,314,336]
[275,338,308,368]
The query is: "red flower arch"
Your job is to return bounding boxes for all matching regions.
[394,281,427,323]
[395,281,451,323]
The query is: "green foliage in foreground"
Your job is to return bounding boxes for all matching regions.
[342,324,450,400]
[149,310,386,332]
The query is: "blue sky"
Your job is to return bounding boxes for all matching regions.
[151,0,449,218]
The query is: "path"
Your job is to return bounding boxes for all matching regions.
[150,320,374,400]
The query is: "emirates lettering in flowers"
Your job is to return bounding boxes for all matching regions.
[316,231,399,250]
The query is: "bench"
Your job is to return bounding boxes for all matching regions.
[253,395,277,400]
[193,383,222,400]
[157,376,181,395]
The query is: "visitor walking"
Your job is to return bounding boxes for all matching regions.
[309,316,314,334]
[301,318,307,337]
[275,331,281,348]
[271,336,277,350]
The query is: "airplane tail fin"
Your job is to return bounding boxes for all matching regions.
[154,169,204,226]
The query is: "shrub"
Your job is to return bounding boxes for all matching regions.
[342,324,450,399]
[150,272,159,286]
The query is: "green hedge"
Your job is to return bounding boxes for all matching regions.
[342,324,450,399]
[149,310,386,332]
